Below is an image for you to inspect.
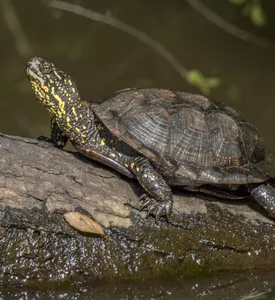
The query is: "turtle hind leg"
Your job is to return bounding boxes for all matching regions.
[38,118,68,148]
[249,184,275,219]
[128,156,173,223]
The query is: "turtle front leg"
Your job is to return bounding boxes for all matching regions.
[129,157,173,223]
[249,184,275,219]
[38,118,68,148]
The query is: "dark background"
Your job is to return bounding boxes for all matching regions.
[1,0,275,150]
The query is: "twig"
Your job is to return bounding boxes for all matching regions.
[1,0,32,57]
[47,0,188,80]
[185,0,275,51]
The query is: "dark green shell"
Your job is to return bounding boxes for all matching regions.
[94,88,273,186]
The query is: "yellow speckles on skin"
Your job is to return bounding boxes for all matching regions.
[67,122,72,128]
[72,87,75,93]
[136,167,140,172]
[72,107,78,120]
[92,139,96,142]
[54,70,62,80]
[130,162,135,169]
[111,153,116,157]
[97,124,104,131]
[100,138,105,147]
[124,164,129,168]
[42,85,49,93]
[110,140,114,144]
[75,127,86,138]
[49,107,56,116]
[82,125,87,129]
[143,174,148,178]
[66,116,70,122]
[68,79,72,86]
[52,92,66,117]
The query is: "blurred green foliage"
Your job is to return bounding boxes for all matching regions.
[229,0,266,27]
[186,70,221,95]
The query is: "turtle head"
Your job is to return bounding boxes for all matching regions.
[26,57,80,117]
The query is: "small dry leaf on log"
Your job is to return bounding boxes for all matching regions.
[64,212,105,237]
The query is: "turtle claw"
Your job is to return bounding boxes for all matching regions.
[139,194,152,211]
[139,194,172,224]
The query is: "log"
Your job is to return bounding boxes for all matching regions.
[1,132,275,286]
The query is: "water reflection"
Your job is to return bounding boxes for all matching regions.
[2,272,275,299]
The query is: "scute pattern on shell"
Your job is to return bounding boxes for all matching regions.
[94,88,270,185]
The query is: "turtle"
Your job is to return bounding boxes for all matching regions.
[26,56,275,223]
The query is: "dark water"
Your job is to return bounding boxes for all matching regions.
[2,272,275,299]
[1,0,275,298]
[1,0,275,149]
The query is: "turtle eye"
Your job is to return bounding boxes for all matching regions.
[42,63,51,74]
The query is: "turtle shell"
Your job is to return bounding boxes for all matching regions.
[93,88,274,186]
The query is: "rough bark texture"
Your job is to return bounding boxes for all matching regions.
[1,133,275,287]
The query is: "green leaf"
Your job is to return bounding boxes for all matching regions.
[250,3,266,27]
[186,69,204,85]
[186,70,221,95]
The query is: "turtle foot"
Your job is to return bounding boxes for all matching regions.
[139,194,172,224]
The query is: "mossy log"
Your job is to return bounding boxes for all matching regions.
[1,133,275,286]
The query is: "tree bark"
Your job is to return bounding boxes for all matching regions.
[1,132,275,285]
